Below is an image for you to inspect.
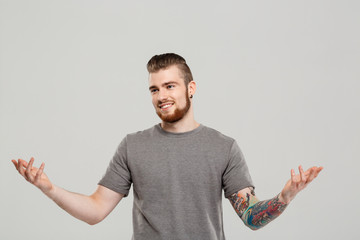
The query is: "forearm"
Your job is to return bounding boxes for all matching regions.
[229,166,323,230]
[13,158,120,225]
[229,190,288,230]
[45,185,102,225]
[241,194,288,230]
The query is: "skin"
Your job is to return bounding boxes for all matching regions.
[12,64,323,228]
[12,157,123,225]
[148,65,199,133]
[229,166,323,230]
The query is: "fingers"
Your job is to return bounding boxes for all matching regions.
[13,157,43,184]
[306,166,323,183]
[25,157,35,182]
[291,165,323,187]
[302,167,314,185]
[290,169,296,184]
[34,162,45,183]
[299,165,306,182]
[316,166,324,174]
[17,159,27,177]
[11,159,18,168]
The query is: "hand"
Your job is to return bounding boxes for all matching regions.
[279,165,323,204]
[12,157,54,194]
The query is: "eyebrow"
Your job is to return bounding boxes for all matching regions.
[149,81,178,90]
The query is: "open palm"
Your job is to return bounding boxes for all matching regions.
[12,157,53,194]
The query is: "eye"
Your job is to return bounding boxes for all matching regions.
[150,89,158,94]
[167,85,175,89]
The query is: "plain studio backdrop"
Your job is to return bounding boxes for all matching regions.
[0,1,359,239]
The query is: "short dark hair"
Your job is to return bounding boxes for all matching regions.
[147,53,193,85]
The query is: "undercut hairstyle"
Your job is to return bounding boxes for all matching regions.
[147,53,193,85]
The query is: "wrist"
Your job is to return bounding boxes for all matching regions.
[278,192,291,204]
[42,184,56,199]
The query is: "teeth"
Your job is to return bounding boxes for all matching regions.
[160,104,172,109]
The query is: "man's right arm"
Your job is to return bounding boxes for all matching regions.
[12,157,124,225]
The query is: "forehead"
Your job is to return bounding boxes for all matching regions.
[148,65,185,87]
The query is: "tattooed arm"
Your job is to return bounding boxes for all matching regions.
[229,188,287,230]
[229,165,323,230]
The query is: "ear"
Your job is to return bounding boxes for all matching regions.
[188,81,197,98]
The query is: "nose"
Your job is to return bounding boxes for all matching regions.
[157,89,169,102]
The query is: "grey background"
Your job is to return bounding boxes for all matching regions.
[1,0,359,239]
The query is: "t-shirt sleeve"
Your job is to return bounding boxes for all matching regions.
[222,140,254,198]
[98,137,132,197]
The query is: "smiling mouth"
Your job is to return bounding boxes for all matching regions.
[159,103,174,110]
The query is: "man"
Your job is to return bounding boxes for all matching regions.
[12,53,323,239]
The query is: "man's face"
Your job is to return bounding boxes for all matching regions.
[148,65,191,123]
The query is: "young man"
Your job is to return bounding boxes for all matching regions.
[12,53,323,239]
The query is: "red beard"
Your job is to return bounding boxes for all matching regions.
[156,91,191,123]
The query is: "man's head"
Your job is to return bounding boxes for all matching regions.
[147,53,193,87]
[147,53,196,124]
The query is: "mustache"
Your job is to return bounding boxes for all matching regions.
[157,100,174,105]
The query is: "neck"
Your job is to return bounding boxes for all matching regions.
[160,107,200,133]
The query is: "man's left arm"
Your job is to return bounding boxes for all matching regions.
[228,165,323,230]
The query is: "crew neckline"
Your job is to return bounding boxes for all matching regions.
[155,123,204,138]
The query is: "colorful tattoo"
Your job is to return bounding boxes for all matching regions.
[229,190,288,230]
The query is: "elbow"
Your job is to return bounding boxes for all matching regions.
[85,216,104,226]
[243,219,262,231]
[247,225,261,231]
[84,203,108,225]
[86,219,99,226]
[87,220,99,226]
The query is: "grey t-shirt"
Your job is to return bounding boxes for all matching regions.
[99,124,254,240]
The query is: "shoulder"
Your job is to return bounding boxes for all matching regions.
[113,125,158,155]
[201,125,235,142]
[199,125,237,148]
[124,125,158,142]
